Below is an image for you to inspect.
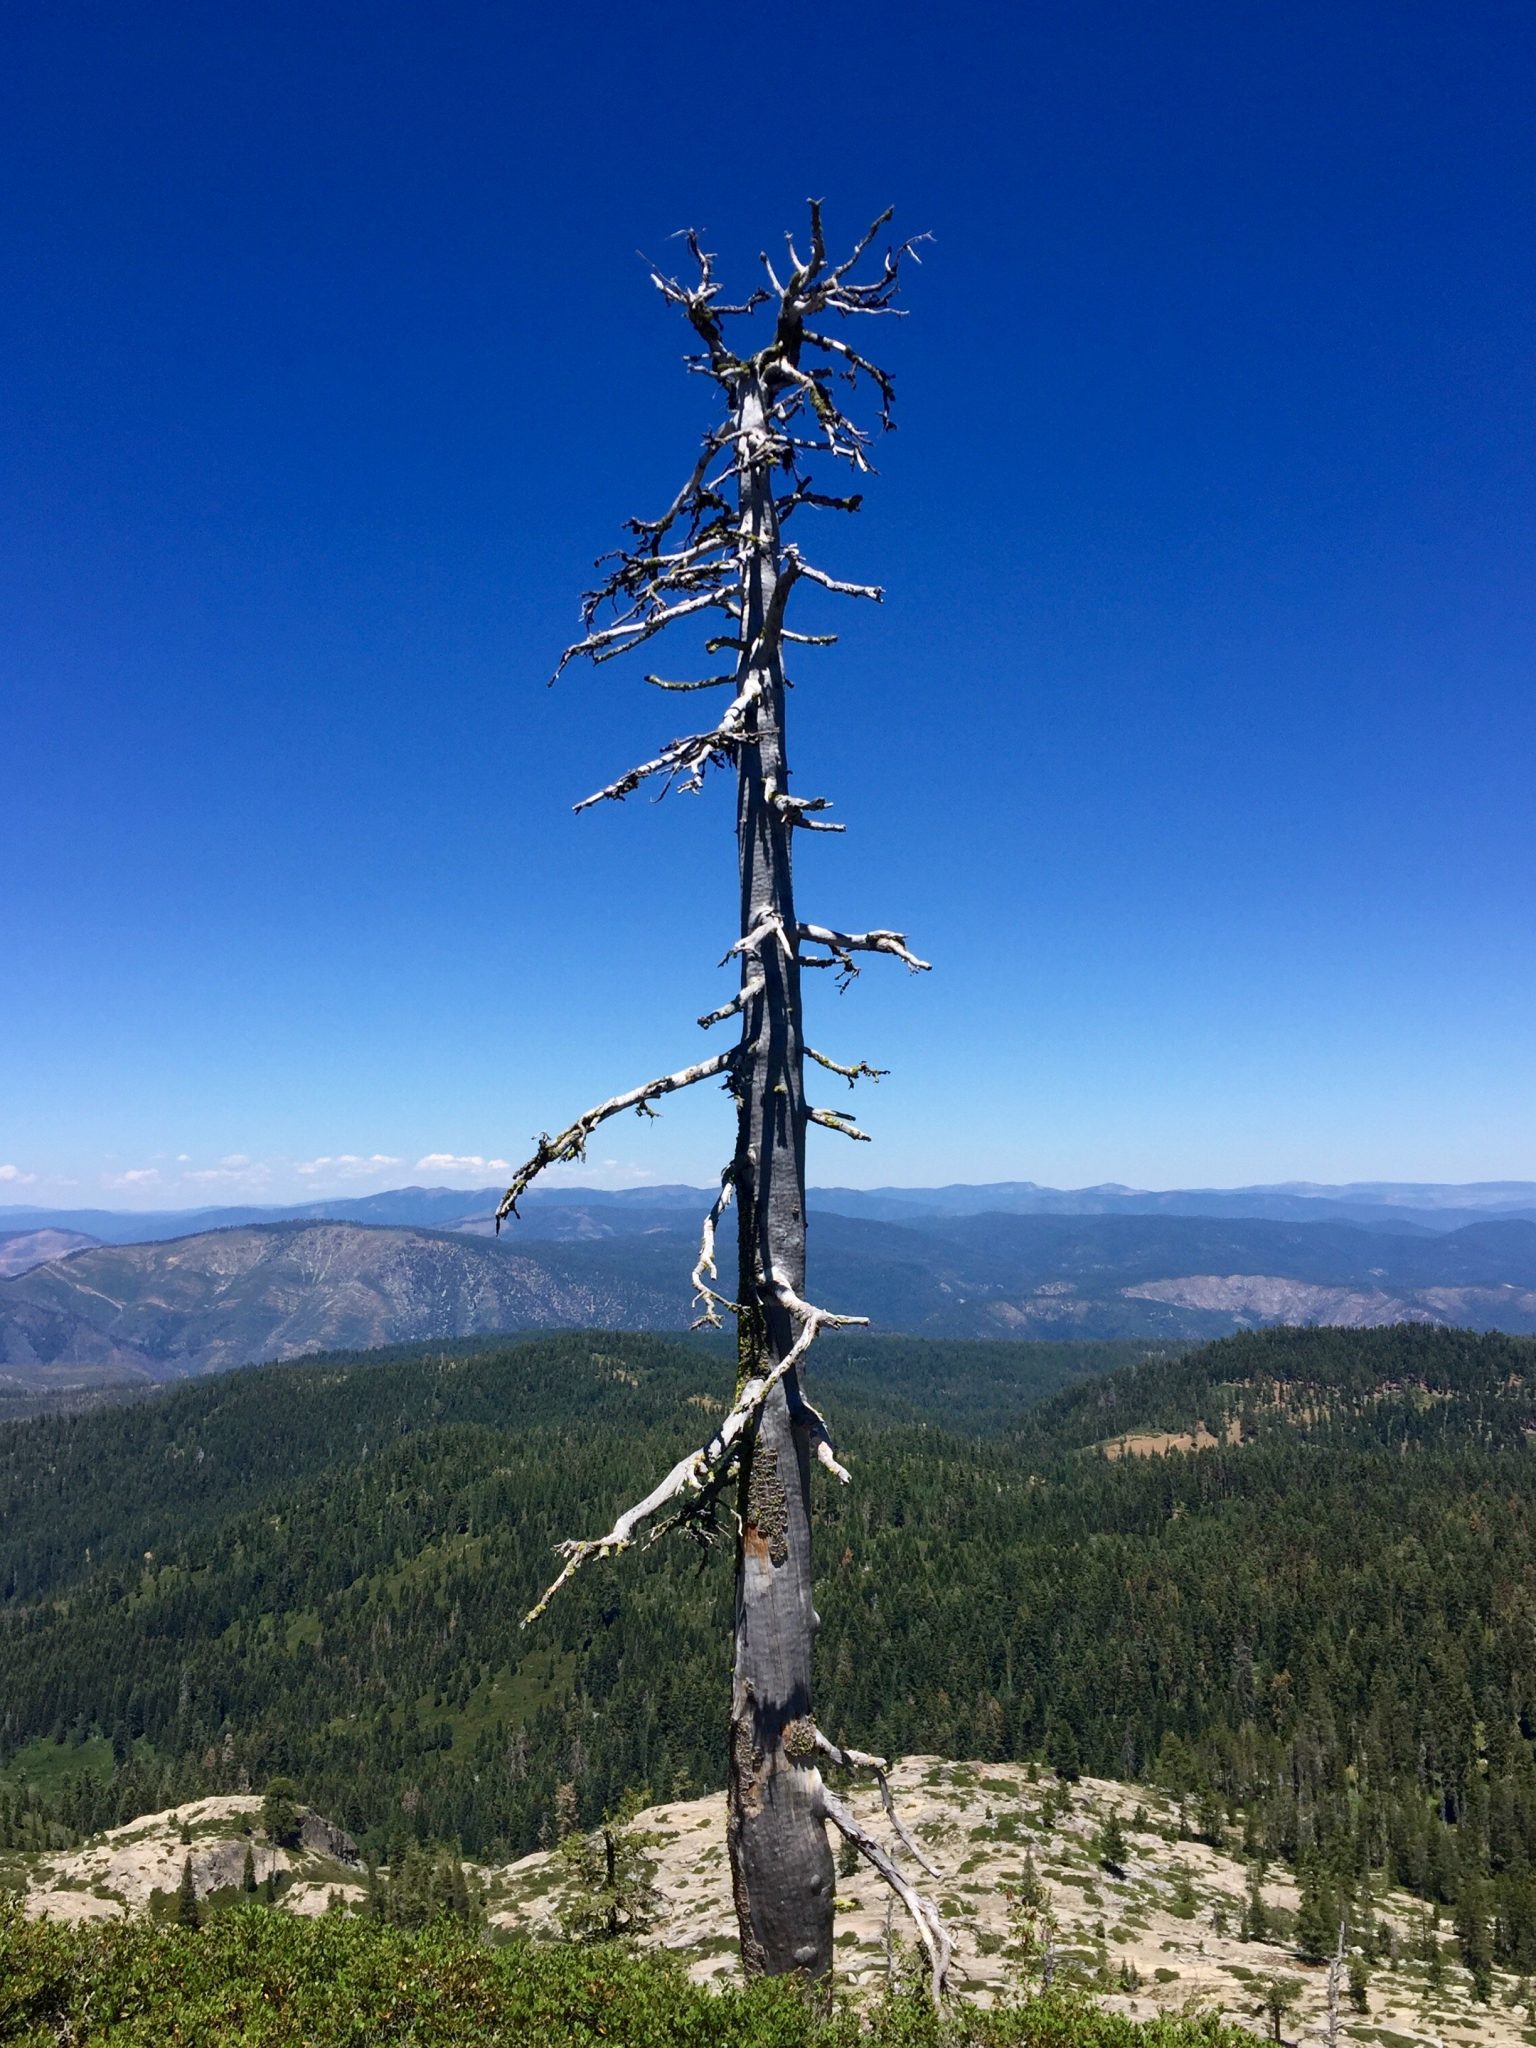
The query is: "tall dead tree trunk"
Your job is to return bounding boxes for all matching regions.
[495,204,948,1998]
[726,365,829,1975]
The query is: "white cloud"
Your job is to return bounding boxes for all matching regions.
[102,1167,161,1189]
[294,1154,403,1180]
[0,1163,36,1185]
[414,1153,511,1176]
[181,1154,271,1187]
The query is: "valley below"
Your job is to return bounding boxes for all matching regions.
[5,1194,1536,1390]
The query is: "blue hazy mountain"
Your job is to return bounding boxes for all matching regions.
[5,1178,1535,1246]
[4,1210,1536,1388]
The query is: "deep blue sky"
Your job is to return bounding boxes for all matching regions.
[4,0,1533,1207]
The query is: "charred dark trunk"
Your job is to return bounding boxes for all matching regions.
[725,371,834,1980]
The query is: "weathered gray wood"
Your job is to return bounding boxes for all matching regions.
[725,370,834,1977]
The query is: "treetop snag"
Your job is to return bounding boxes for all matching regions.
[492,201,944,2002]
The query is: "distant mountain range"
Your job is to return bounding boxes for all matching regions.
[4,1176,1536,1251]
[3,1206,1536,1387]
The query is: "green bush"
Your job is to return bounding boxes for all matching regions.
[0,1902,1265,2046]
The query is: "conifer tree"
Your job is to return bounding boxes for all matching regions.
[1455,1877,1495,2001]
[261,1776,303,1848]
[1256,1974,1301,2042]
[1097,1811,1128,1874]
[557,1791,662,1944]
[1295,1859,1339,1961]
[1347,1949,1370,2012]
[175,1853,200,1930]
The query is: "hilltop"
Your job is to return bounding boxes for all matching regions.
[10,1766,1529,2043]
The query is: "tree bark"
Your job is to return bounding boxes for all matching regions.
[726,369,835,1981]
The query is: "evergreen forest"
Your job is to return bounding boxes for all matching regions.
[6,1323,1536,1985]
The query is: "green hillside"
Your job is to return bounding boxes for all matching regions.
[6,1324,1536,1982]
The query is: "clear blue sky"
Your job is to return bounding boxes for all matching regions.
[4,0,1533,1209]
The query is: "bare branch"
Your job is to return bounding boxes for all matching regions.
[819,1784,951,2007]
[769,362,876,471]
[699,973,764,1030]
[690,1170,739,1328]
[522,1292,844,1625]
[777,482,864,520]
[813,1732,940,1879]
[802,329,896,427]
[551,590,734,682]
[722,912,793,966]
[786,549,883,602]
[797,923,931,975]
[823,205,895,288]
[773,791,845,834]
[495,1050,735,1226]
[574,678,762,811]
[808,1106,871,1143]
[622,425,733,551]
[807,1048,887,1087]
[643,673,737,693]
[769,1272,869,1350]
[788,1382,851,1485]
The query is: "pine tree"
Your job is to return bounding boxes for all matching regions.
[1242,1866,1270,1942]
[1097,1811,1128,1874]
[1295,1859,1338,1961]
[1347,1951,1370,2012]
[261,1776,303,1848]
[1456,1877,1495,2002]
[1256,1975,1301,2042]
[175,1854,200,1930]
[557,1792,662,1944]
[1047,1717,1082,1783]
[241,1843,257,1894]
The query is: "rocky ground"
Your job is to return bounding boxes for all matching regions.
[9,1794,364,1924]
[11,1768,1535,2044]
[485,1760,1536,2045]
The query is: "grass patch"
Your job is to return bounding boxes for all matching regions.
[0,1737,115,1799]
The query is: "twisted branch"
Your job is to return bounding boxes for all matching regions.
[494,1050,735,1226]
[819,1785,951,2007]
[690,1170,739,1328]
[813,1732,939,1879]
[522,1280,864,1623]
[807,1048,887,1087]
[797,923,932,980]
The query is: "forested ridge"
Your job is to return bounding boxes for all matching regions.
[7,1324,1536,1974]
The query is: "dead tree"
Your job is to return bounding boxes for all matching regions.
[497,203,946,1999]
